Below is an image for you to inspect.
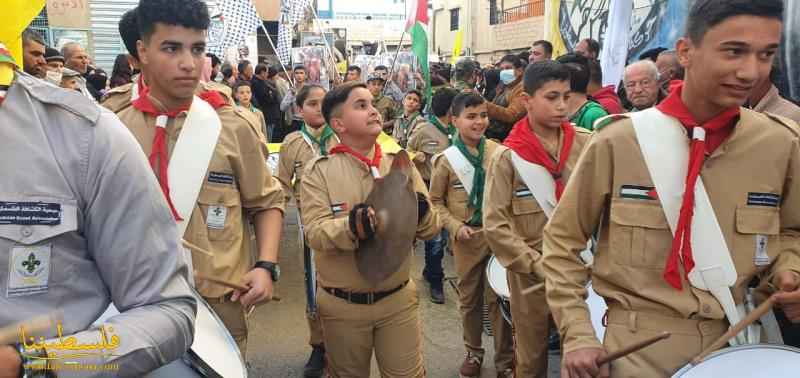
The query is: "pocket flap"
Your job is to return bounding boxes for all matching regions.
[197,186,242,206]
[610,200,669,229]
[0,197,78,244]
[736,205,779,235]
[512,198,543,215]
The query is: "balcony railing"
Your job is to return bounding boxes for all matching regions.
[501,0,545,24]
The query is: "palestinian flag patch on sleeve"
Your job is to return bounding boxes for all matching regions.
[331,202,349,215]
[620,185,658,200]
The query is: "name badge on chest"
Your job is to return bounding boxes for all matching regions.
[207,205,227,229]
[0,202,61,225]
[7,244,51,297]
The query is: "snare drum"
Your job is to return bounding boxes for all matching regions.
[486,255,512,324]
[94,291,247,377]
[585,283,607,342]
[672,344,800,377]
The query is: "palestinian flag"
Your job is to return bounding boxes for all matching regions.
[406,0,431,105]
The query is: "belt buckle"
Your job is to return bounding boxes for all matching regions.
[366,292,375,305]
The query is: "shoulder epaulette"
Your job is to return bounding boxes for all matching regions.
[593,113,629,131]
[764,112,800,138]
[15,72,100,124]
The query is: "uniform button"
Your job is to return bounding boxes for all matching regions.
[700,323,711,334]
[702,304,712,314]
[20,226,33,238]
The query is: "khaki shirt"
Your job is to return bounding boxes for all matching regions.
[276,128,340,206]
[101,81,135,113]
[484,126,592,276]
[373,95,398,125]
[391,113,426,148]
[115,87,285,298]
[299,147,441,292]
[753,84,800,125]
[407,120,452,182]
[541,109,800,353]
[486,78,527,125]
[1,72,196,374]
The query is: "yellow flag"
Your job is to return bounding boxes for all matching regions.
[0,0,46,65]
[543,0,568,58]
[450,30,463,65]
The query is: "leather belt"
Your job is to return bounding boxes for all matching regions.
[322,281,409,305]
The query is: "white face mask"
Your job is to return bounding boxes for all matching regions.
[45,69,63,85]
[499,69,516,85]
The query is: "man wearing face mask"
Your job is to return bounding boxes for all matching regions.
[486,55,528,141]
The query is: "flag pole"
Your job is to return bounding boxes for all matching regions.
[382,30,406,96]
[251,1,295,89]
[306,4,343,85]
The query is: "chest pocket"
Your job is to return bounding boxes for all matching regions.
[448,181,469,220]
[197,186,242,241]
[510,189,545,241]
[735,205,779,267]
[609,199,672,269]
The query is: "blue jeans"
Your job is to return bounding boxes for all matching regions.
[423,230,447,286]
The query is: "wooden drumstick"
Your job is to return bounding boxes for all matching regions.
[0,312,62,345]
[194,271,281,302]
[597,332,671,365]
[692,296,775,365]
[182,239,213,257]
[521,282,545,296]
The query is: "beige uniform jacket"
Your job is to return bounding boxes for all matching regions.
[115,85,285,298]
[391,113,426,148]
[101,82,135,113]
[486,78,526,125]
[276,128,340,206]
[430,139,501,238]
[484,126,592,276]
[300,147,441,292]
[753,84,800,124]
[406,120,452,182]
[541,109,800,353]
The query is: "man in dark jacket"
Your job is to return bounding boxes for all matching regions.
[251,64,282,142]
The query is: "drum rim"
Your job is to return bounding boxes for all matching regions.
[673,344,800,376]
[192,288,248,378]
[485,255,511,300]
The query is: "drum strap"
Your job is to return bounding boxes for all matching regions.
[443,145,476,197]
[630,108,743,344]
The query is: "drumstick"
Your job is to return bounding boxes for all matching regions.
[194,271,282,301]
[182,239,213,257]
[597,332,670,365]
[521,282,545,296]
[692,296,775,365]
[0,312,62,345]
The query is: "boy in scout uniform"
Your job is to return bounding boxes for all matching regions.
[366,72,399,132]
[300,82,441,377]
[407,87,459,304]
[429,93,514,377]
[276,83,337,377]
[484,61,592,378]
[114,0,285,355]
[542,1,800,377]
[391,89,425,148]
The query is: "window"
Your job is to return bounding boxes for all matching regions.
[450,8,460,31]
[489,0,499,25]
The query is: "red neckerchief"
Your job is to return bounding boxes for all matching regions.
[131,86,191,220]
[655,83,740,290]
[503,117,575,201]
[329,143,383,177]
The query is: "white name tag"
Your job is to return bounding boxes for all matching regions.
[7,245,51,297]
[207,205,227,230]
[754,235,770,266]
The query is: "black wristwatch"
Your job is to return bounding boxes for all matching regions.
[254,261,280,282]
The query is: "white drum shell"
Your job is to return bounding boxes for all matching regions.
[672,344,800,377]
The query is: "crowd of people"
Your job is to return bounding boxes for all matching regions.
[4,0,800,377]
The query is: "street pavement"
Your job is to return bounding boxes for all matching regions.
[246,204,560,377]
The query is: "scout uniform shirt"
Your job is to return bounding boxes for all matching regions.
[406,117,453,183]
[373,94,398,129]
[115,84,285,299]
[541,109,800,356]
[484,125,592,275]
[277,125,340,206]
[299,147,441,292]
[1,72,196,373]
[391,111,426,148]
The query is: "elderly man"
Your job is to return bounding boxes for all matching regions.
[21,28,46,78]
[60,41,94,100]
[623,60,665,111]
[656,50,684,89]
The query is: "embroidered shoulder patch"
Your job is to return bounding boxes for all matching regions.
[208,172,235,185]
[331,202,349,215]
[515,188,533,198]
[747,192,779,207]
[620,185,658,200]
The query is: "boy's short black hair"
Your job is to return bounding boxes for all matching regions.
[137,0,210,41]
[451,92,486,117]
[532,40,553,56]
[232,80,251,93]
[237,60,251,74]
[686,0,783,44]
[587,59,602,85]
[347,65,362,74]
[556,53,590,93]
[499,54,526,69]
[522,60,571,96]
[254,63,268,76]
[293,65,306,72]
[322,82,367,125]
[431,88,458,117]
[404,89,423,102]
[221,63,234,79]
[374,65,388,72]
[296,84,326,108]
[119,8,141,60]
[207,53,221,67]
